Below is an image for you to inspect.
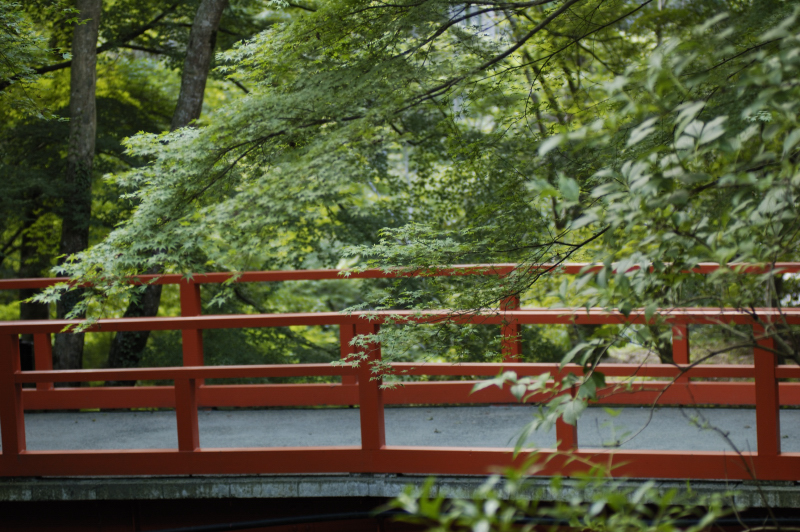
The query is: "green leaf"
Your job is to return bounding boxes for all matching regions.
[783,128,800,158]
[538,134,564,156]
[561,398,587,425]
[698,116,727,145]
[644,302,658,323]
[627,117,658,147]
[471,372,516,394]
[578,372,606,401]
[510,383,527,400]
[558,175,580,202]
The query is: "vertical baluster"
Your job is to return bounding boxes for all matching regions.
[555,380,578,451]
[0,334,26,462]
[340,323,358,386]
[501,295,521,362]
[33,333,54,391]
[180,281,204,391]
[356,321,385,451]
[175,378,199,451]
[672,325,690,385]
[754,325,780,459]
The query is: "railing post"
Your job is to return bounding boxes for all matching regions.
[356,321,385,451]
[501,295,521,362]
[0,334,26,461]
[555,381,578,451]
[175,378,200,452]
[672,325,690,384]
[33,333,54,391]
[340,323,358,386]
[180,280,204,386]
[754,325,780,458]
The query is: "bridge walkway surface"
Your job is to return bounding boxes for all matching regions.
[5,405,800,453]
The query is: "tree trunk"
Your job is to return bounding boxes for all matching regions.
[106,0,228,385]
[53,0,101,380]
[170,0,229,131]
[105,276,163,386]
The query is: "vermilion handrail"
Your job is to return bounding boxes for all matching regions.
[1,264,798,480]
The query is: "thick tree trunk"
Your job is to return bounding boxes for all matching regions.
[170,0,229,130]
[106,0,228,385]
[53,0,101,379]
[105,276,163,386]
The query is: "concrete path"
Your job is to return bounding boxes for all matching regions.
[3,405,799,452]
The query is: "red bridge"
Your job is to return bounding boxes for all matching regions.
[1,264,799,483]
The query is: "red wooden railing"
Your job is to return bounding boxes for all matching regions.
[1,264,799,480]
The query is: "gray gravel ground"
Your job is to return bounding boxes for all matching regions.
[3,405,798,453]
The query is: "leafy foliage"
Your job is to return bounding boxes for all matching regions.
[389,460,735,531]
[0,1,69,118]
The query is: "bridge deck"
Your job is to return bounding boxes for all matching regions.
[5,405,799,453]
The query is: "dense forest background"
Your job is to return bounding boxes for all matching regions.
[1,0,799,388]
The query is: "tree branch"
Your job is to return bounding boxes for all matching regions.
[402,0,584,110]
[229,78,249,93]
[119,44,169,55]
[477,0,583,71]
[287,2,317,12]
[0,225,25,262]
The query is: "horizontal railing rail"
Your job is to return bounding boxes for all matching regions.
[1,302,798,480]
